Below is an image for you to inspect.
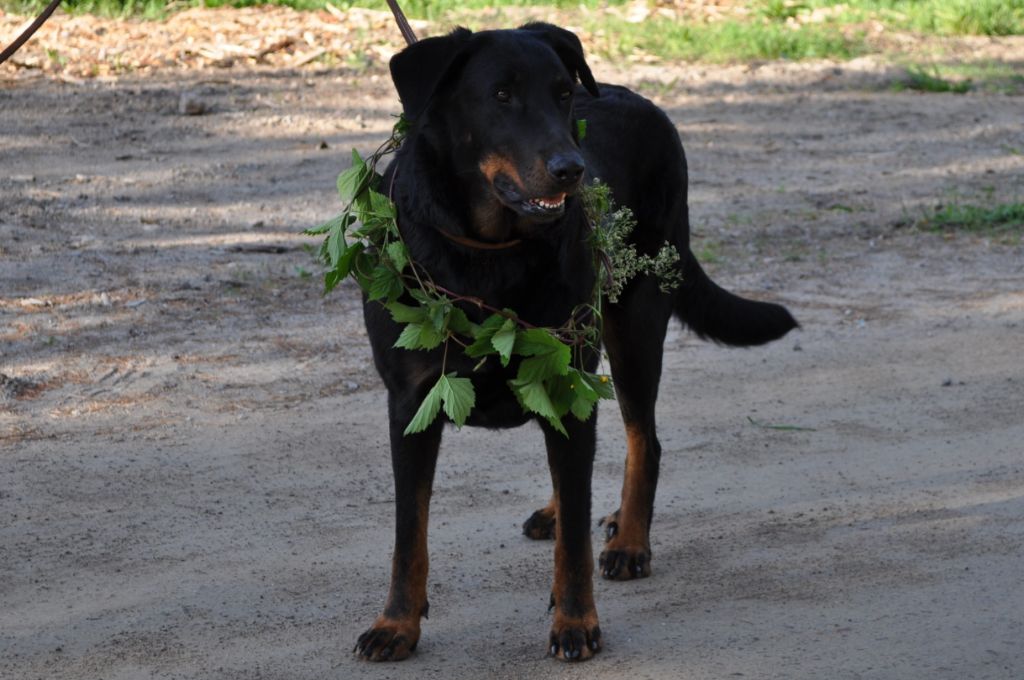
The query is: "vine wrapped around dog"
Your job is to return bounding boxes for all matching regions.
[308,117,682,436]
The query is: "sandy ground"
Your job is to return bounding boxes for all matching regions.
[2,55,1023,680]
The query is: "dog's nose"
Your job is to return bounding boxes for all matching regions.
[546,152,585,185]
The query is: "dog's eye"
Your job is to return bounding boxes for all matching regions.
[560,89,572,101]
[495,89,511,103]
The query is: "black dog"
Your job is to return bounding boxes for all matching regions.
[354,23,797,662]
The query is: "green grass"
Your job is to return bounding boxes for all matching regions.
[581,16,863,62]
[894,64,972,93]
[889,61,1024,95]
[3,0,1023,62]
[924,202,1024,235]
[756,0,810,23]
[799,0,1024,36]
[3,0,168,17]
[932,61,1024,94]
[0,0,626,19]
[6,0,1024,36]
[201,0,619,17]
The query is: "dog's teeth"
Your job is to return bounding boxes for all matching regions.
[530,196,565,210]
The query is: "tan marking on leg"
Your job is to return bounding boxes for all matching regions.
[599,423,653,580]
[524,494,558,540]
[550,529,601,660]
[616,422,651,549]
[382,487,431,620]
[357,615,421,661]
[550,608,602,661]
[552,494,586,592]
[401,488,431,616]
[538,495,557,522]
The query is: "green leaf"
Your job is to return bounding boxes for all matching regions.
[305,212,348,236]
[581,371,615,400]
[427,300,450,333]
[393,322,444,351]
[482,313,511,330]
[570,392,596,421]
[354,182,377,213]
[464,336,493,358]
[402,373,477,435]
[369,190,397,222]
[566,368,599,401]
[323,268,344,295]
[385,301,427,324]
[367,265,403,302]
[465,314,506,358]
[509,378,567,436]
[437,373,475,428]
[513,328,566,357]
[403,378,443,435]
[337,149,369,204]
[446,307,477,336]
[393,113,411,137]
[326,221,346,266]
[561,370,599,422]
[394,324,422,350]
[517,349,570,383]
[385,241,408,273]
[350,218,379,239]
[353,249,376,289]
[491,318,517,367]
[335,241,364,280]
[544,373,575,419]
[409,288,432,304]
[576,118,587,141]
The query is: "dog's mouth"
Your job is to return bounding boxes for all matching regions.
[493,177,569,220]
[525,193,567,214]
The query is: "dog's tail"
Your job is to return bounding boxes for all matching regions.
[674,249,798,346]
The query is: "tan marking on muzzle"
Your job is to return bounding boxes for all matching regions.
[479,154,525,191]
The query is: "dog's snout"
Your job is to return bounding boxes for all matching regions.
[546,152,585,185]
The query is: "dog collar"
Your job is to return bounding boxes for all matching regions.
[435,228,524,250]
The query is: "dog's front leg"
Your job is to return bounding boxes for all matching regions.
[541,416,602,661]
[355,391,443,662]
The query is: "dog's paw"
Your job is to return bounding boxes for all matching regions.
[523,506,557,540]
[354,616,420,662]
[597,509,620,542]
[599,544,651,580]
[549,615,602,662]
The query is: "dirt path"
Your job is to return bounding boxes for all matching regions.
[2,59,1023,679]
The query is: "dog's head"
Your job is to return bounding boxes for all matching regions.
[390,24,599,233]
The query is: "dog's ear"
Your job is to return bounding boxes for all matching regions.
[519,22,599,97]
[389,27,474,121]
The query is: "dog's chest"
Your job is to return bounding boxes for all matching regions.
[449,247,593,329]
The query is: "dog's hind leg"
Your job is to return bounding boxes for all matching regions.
[354,392,443,661]
[542,415,602,661]
[598,282,674,580]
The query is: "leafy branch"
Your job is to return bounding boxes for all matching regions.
[307,116,680,436]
